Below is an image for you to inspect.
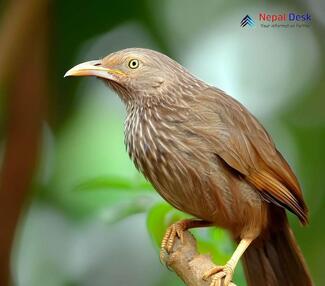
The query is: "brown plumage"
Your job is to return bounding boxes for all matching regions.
[65,48,312,286]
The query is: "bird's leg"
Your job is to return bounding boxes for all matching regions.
[203,238,253,286]
[160,219,212,261]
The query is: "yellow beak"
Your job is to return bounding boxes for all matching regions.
[64,60,125,80]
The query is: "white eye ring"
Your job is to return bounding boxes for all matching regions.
[128,59,139,69]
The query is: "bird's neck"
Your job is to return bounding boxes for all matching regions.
[123,91,193,171]
[122,77,208,165]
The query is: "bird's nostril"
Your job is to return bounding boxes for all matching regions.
[94,62,101,66]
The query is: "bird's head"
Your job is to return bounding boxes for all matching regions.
[65,48,201,104]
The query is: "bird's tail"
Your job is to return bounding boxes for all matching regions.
[241,223,312,286]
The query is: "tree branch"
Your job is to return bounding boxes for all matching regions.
[161,231,218,286]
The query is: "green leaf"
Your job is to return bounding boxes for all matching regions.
[146,201,190,247]
[99,194,157,224]
[233,261,247,286]
[207,227,233,255]
[190,227,233,265]
[136,180,154,191]
[147,202,173,247]
[74,176,153,192]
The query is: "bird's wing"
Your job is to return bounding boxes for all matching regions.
[201,87,308,224]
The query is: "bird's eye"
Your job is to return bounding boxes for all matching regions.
[128,59,139,69]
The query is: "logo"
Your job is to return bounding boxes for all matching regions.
[240,15,255,27]
[241,12,311,29]
[259,12,311,22]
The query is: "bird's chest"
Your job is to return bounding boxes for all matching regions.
[124,109,171,179]
[124,108,219,218]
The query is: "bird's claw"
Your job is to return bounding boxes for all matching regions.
[203,263,236,286]
[160,221,187,262]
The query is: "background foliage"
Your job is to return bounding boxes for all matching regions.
[0,0,324,285]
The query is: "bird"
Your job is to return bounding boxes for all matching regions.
[65,48,312,286]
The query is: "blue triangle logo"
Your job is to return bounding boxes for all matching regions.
[241,15,255,27]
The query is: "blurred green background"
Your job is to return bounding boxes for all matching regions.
[0,0,324,285]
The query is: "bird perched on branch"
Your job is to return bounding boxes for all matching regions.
[65,48,312,286]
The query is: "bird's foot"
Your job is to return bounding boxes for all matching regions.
[203,262,236,286]
[160,220,189,262]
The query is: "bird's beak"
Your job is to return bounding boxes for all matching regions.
[64,60,125,80]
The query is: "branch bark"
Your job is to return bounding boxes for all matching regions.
[162,231,234,286]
